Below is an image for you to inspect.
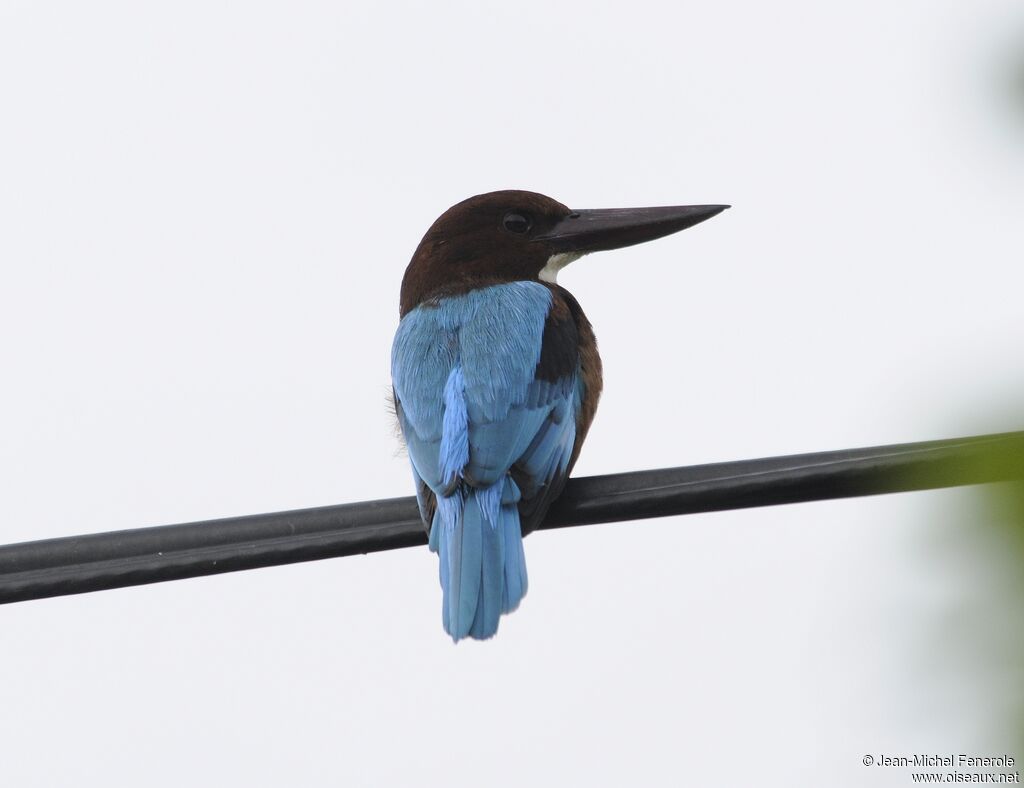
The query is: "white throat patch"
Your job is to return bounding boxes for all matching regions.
[538,252,584,284]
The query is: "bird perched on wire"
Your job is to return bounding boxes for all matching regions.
[391,190,727,641]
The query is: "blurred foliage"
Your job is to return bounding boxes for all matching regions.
[1006,39,1024,123]
[907,431,1024,753]
[897,433,1024,493]
[977,474,1024,752]
[953,438,1024,753]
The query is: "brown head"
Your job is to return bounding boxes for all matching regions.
[399,190,729,316]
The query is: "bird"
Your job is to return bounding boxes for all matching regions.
[391,190,727,641]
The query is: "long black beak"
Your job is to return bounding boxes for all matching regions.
[535,204,729,254]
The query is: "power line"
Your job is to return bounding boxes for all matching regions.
[0,431,1020,605]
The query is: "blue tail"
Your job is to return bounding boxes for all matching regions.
[428,476,529,641]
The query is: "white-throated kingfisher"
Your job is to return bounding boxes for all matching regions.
[391,191,727,641]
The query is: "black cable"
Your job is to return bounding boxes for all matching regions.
[0,431,1020,605]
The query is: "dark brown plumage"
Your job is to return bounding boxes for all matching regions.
[399,190,573,317]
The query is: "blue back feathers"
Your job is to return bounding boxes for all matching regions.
[392,282,581,641]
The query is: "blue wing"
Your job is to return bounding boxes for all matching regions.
[392,281,582,640]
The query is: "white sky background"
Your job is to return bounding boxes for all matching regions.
[0,1,1022,785]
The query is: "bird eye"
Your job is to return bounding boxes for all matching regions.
[502,212,531,234]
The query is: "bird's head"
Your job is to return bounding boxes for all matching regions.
[399,190,728,316]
